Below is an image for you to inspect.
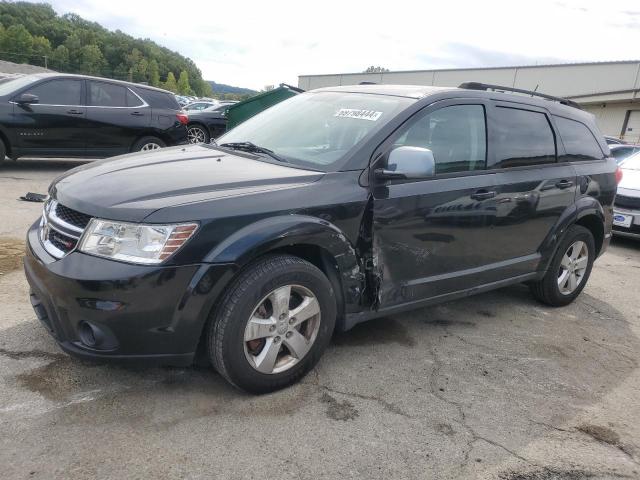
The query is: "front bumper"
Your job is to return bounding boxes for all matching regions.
[24,221,236,365]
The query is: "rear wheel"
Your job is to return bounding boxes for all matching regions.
[187,124,210,144]
[529,225,595,306]
[207,254,336,393]
[132,136,166,152]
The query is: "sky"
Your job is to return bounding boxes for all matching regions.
[46,0,640,90]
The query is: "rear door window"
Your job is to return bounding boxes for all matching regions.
[137,89,180,110]
[24,79,82,106]
[88,81,127,107]
[491,107,556,168]
[394,104,487,174]
[554,116,604,161]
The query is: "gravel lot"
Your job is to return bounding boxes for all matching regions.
[1,159,639,480]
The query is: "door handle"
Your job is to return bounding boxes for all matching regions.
[555,179,574,189]
[131,111,144,116]
[66,109,83,115]
[470,189,497,200]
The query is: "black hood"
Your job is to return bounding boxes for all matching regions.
[51,144,323,222]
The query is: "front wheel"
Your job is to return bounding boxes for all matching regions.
[529,225,595,306]
[207,255,336,393]
[187,124,210,144]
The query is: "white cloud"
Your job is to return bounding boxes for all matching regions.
[47,0,640,90]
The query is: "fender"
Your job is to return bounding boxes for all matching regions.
[537,195,605,274]
[203,214,366,314]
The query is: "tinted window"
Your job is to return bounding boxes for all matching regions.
[126,89,143,107]
[24,79,82,106]
[554,116,604,161]
[394,104,487,174]
[89,81,126,107]
[492,107,556,168]
[137,89,180,110]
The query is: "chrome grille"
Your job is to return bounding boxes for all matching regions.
[40,199,92,259]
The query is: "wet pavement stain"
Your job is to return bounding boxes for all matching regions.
[320,392,359,421]
[498,468,600,480]
[0,238,24,274]
[435,423,455,436]
[425,318,476,328]
[15,357,87,402]
[333,318,415,347]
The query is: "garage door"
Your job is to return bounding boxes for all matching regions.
[624,110,640,143]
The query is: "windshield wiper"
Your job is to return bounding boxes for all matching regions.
[218,141,288,163]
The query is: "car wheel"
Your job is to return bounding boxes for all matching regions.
[207,254,336,393]
[132,136,166,152]
[187,124,210,144]
[529,225,595,306]
[0,138,6,167]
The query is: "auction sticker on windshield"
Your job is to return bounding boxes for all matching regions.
[334,109,382,121]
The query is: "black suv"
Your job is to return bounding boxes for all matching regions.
[23,83,618,393]
[0,73,188,163]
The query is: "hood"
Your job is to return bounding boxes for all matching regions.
[618,167,640,196]
[51,144,323,222]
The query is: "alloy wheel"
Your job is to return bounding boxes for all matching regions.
[140,142,162,151]
[188,127,207,144]
[243,284,321,374]
[557,240,589,295]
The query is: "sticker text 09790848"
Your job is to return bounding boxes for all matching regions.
[334,108,383,121]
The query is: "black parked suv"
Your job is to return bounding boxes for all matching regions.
[0,73,188,163]
[23,82,618,393]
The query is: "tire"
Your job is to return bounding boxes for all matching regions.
[187,124,210,144]
[207,254,336,394]
[529,225,595,306]
[131,136,166,152]
[0,138,6,167]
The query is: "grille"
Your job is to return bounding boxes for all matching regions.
[614,194,640,210]
[54,203,92,229]
[48,229,78,253]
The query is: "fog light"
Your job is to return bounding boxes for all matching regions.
[78,321,100,347]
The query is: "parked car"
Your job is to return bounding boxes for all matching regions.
[24,82,618,393]
[186,103,230,143]
[183,101,217,112]
[0,73,188,164]
[605,135,626,145]
[612,151,640,238]
[609,144,640,164]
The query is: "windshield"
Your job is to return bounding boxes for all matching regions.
[0,75,41,96]
[621,151,640,170]
[215,91,414,170]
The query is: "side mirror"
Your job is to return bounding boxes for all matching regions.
[375,146,435,180]
[15,93,39,105]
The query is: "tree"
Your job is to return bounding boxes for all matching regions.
[163,71,177,92]
[78,44,106,75]
[0,24,33,63]
[363,66,390,73]
[148,58,160,86]
[31,35,52,67]
[50,44,69,70]
[177,70,191,95]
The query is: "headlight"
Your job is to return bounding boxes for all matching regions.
[79,219,198,265]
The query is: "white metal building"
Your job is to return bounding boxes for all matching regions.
[298,61,640,142]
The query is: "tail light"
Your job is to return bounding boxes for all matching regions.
[176,112,189,125]
[616,166,623,184]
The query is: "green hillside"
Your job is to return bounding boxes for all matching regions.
[0,1,212,96]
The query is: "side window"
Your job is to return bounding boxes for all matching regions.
[491,107,556,168]
[126,89,143,107]
[394,104,487,174]
[23,79,82,106]
[554,116,604,161]
[88,81,127,107]
[140,89,181,110]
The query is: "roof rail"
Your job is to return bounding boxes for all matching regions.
[458,81,582,110]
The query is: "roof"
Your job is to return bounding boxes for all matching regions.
[300,60,640,78]
[311,84,455,99]
[17,72,175,95]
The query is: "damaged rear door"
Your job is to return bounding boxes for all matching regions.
[371,99,502,308]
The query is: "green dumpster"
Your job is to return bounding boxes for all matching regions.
[225,83,304,130]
